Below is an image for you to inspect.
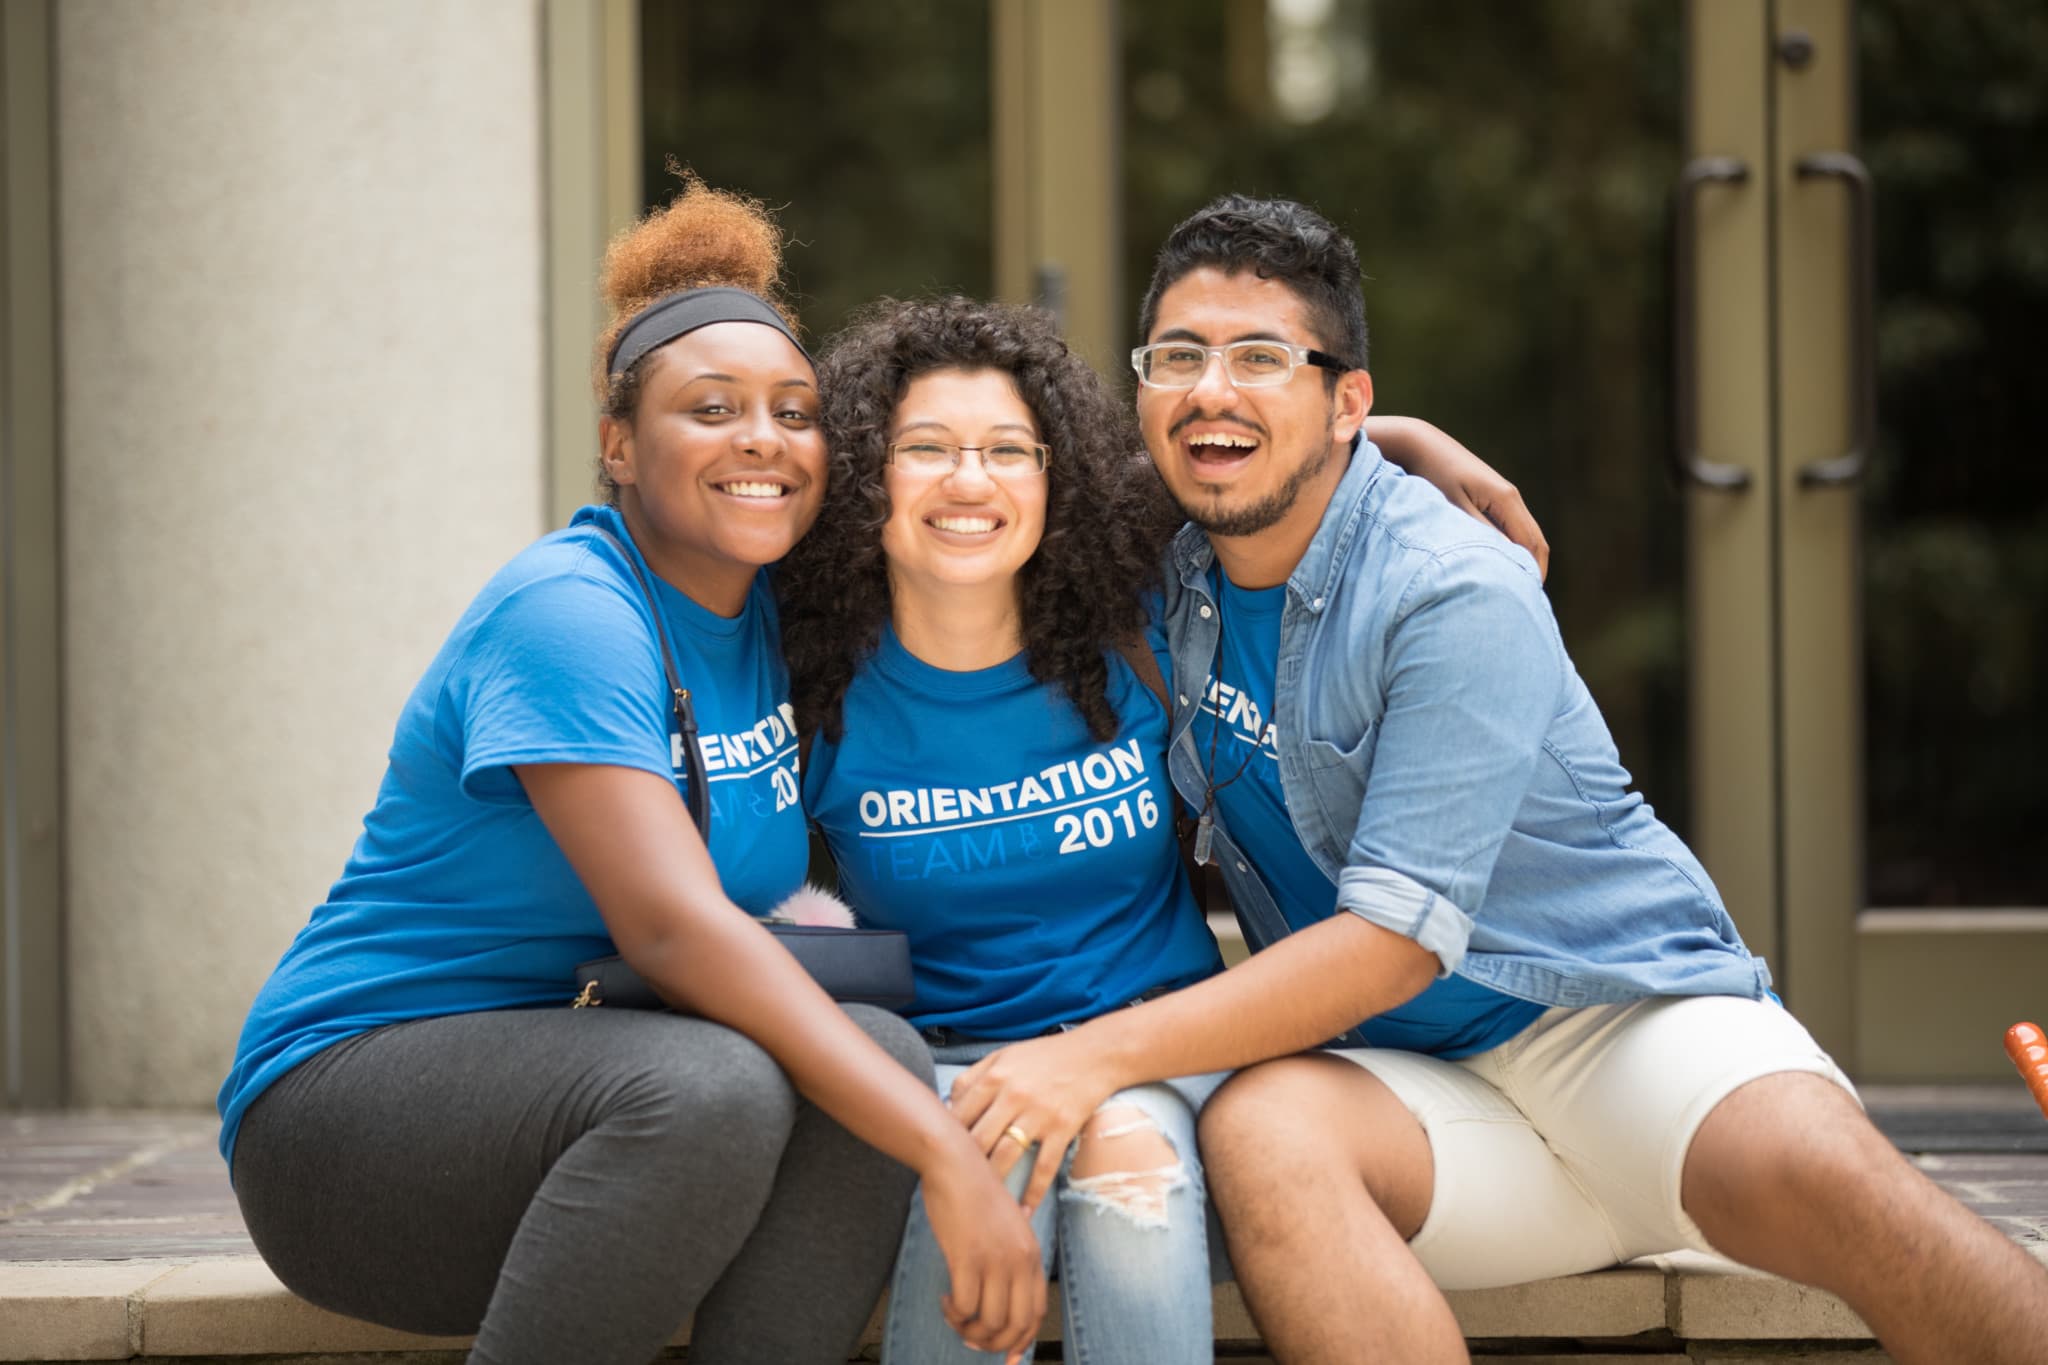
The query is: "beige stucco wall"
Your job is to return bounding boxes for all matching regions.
[59,2,547,1105]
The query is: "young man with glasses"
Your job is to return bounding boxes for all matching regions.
[944,195,2048,1364]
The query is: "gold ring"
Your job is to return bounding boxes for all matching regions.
[1002,1124,1032,1149]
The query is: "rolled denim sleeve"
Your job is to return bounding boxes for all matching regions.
[1335,547,1563,974]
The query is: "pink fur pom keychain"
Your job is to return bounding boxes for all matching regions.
[769,884,859,929]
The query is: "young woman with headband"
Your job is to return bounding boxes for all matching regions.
[217,181,1045,1365]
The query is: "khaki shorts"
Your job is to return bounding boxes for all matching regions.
[1332,994,1857,1290]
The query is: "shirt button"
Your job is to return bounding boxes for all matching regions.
[1199,604,1213,619]
[1177,694,1188,706]
[1313,596,1325,609]
[1236,861,1248,872]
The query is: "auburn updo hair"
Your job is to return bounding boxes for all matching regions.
[591,171,802,499]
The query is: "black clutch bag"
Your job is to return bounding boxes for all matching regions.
[575,923,915,1012]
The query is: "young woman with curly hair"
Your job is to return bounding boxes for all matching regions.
[217,182,1044,1365]
[779,297,1223,1365]
[780,296,1541,1365]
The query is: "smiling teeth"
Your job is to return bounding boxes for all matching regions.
[720,481,787,498]
[1188,433,1257,449]
[931,516,998,534]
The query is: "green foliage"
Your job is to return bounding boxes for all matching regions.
[1860,0,2048,903]
[639,0,993,344]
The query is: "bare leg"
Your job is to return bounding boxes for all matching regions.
[1199,1055,1466,1365]
[1684,1071,2048,1365]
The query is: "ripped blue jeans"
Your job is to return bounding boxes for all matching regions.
[882,1040,1227,1365]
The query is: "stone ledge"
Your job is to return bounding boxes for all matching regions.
[0,1264,171,1362]
[1447,1266,1666,1337]
[133,1262,470,1357]
[0,1251,1928,1361]
[1644,1249,1873,1340]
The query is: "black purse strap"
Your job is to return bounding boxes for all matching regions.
[1114,634,1171,712]
[588,522,713,843]
[1114,632,1221,915]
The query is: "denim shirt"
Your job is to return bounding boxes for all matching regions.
[1156,438,1771,1012]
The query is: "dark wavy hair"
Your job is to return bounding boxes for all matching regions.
[1139,194,1369,375]
[780,296,1177,744]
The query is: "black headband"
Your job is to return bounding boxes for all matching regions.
[605,287,807,379]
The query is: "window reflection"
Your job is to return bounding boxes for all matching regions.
[639,0,991,342]
[1860,0,2048,906]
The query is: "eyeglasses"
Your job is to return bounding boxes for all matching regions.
[884,440,1051,477]
[1130,340,1346,389]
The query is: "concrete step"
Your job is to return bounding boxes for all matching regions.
[7,1112,2045,1362]
[4,1244,1986,1361]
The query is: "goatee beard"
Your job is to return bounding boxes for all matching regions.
[1178,438,1332,538]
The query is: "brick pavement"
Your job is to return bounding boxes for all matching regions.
[1,1115,248,1263]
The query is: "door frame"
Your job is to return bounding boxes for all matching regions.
[992,0,1121,375]
[543,0,641,531]
[1,0,65,1108]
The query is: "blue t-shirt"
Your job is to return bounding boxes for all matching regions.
[804,626,1222,1037]
[216,506,809,1166]
[1198,570,1545,1058]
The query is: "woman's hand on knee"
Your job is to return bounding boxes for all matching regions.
[923,1141,1046,1363]
[949,1032,1124,1215]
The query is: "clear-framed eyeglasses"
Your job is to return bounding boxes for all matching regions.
[1130,340,1347,389]
[884,440,1051,477]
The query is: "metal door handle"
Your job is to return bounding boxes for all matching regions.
[1673,156,1753,490]
[1793,151,1875,487]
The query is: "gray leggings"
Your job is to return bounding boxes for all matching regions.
[232,1004,929,1365]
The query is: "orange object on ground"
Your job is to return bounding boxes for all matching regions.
[2006,1022,2048,1119]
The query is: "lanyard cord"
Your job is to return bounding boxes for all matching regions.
[1198,690,1261,820]
[590,524,713,844]
[1191,614,1261,864]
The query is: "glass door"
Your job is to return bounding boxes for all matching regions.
[1857,1,2048,916]
[1841,0,2048,1077]
[1875,0,2048,916]
[1636,0,2048,1076]
[638,0,996,340]
[1704,0,2048,1077]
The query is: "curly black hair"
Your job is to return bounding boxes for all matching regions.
[780,296,1178,744]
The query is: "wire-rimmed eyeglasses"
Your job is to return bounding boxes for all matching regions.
[884,440,1051,477]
